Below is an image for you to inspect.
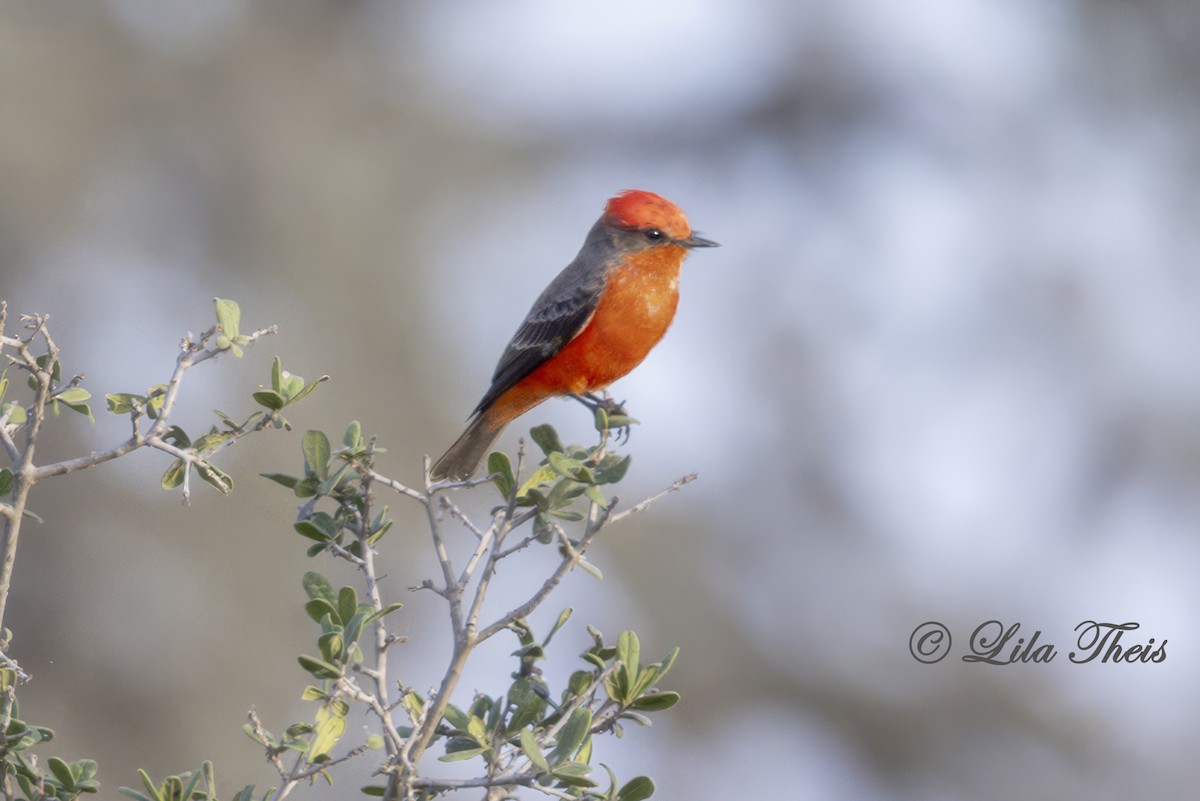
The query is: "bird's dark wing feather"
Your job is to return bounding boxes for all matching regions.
[472,253,608,416]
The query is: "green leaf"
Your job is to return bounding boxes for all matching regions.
[550,709,592,765]
[367,515,393,545]
[196,461,233,495]
[566,670,592,697]
[593,404,609,432]
[320,461,355,496]
[301,685,329,702]
[117,789,156,801]
[513,645,548,666]
[595,454,632,485]
[308,703,347,761]
[363,602,403,626]
[337,586,358,628]
[48,756,75,790]
[617,776,656,801]
[160,459,186,491]
[506,678,547,733]
[58,399,94,422]
[138,769,165,801]
[105,393,145,415]
[546,478,587,509]
[294,516,337,543]
[162,425,190,448]
[285,722,314,738]
[520,728,549,772]
[656,647,679,683]
[584,485,608,509]
[303,572,337,605]
[232,786,264,801]
[466,715,489,746]
[529,423,564,456]
[260,472,299,490]
[178,765,204,801]
[438,746,488,762]
[192,430,232,453]
[441,705,471,732]
[543,607,573,648]
[302,430,331,480]
[629,692,680,712]
[304,598,338,624]
[577,559,603,581]
[145,385,168,418]
[318,630,345,663]
[298,655,342,679]
[287,375,329,405]
[214,298,242,342]
[551,762,597,787]
[488,451,515,497]
[252,390,285,410]
[616,631,640,697]
[56,387,91,404]
[74,759,99,783]
[278,372,304,402]
[400,691,425,723]
[548,452,591,482]
[343,420,363,449]
[0,469,12,496]
[2,403,26,425]
[576,735,593,766]
[516,467,558,502]
[605,412,639,430]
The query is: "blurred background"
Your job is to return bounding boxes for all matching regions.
[3,0,1199,798]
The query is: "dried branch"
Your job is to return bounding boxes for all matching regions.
[609,472,698,524]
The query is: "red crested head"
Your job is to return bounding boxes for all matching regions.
[603,190,693,241]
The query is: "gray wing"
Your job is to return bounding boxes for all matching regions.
[472,253,608,416]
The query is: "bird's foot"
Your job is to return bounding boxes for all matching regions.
[571,392,637,445]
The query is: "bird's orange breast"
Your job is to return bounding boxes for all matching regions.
[487,246,685,421]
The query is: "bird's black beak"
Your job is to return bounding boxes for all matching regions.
[681,233,719,249]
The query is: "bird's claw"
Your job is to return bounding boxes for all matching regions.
[572,392,635,444]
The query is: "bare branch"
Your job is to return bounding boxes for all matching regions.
[411,773,578,799]
[0,648,30,684]
[439,494,487,541]
[247,707,289,777]
[31,435,146,481]
[368,469,426,503]
[337,677,407,754]
[609,472,697,524]
[0,404,19,463]
[421,491,463,636]
[474,500,613,645]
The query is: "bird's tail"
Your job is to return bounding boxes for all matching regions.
[431,413,505,482]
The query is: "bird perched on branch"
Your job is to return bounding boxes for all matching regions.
[431,190,718,482]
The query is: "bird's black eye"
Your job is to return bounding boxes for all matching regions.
[644,228,664,241]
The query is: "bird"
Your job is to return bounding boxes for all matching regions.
[430,189,718,482]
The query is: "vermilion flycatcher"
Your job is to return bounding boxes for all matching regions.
[431,190,717,481]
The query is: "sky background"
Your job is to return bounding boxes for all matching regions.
[3,1,1199,799]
